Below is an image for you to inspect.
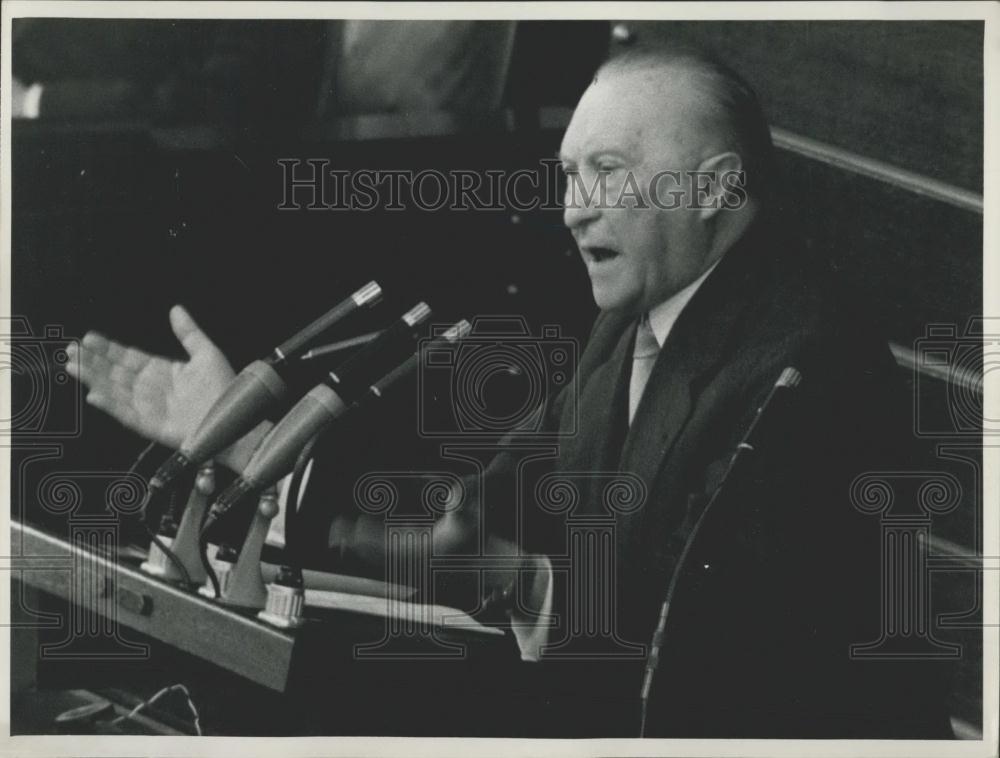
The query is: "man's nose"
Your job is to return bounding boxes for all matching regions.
[563,191,601,230]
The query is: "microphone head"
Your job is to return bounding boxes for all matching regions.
[403,302,432,327]
[148,449,193,493]
[442,319,473,342]
[272,280,384,365]
[367,318,472,398]
[323,302,433,400]
[203,476,258,535]
[352,281,383,308]
[777,366,802,389]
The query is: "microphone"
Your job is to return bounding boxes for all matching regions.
[366,319,471,400]
[145,281,382,510]
[638,365,802,736]
[299,331,381,361]
[202,317,470,533]
[200,304,445,532]
[270,282,382,366]
[730,366,802,454]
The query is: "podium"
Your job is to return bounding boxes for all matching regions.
[9,518,522,735]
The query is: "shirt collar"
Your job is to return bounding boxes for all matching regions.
[646,260,720,348]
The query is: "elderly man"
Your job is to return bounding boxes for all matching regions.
[67,47,952,737]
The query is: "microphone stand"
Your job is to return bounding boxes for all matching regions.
[196,486,308,627]
[198,487,280,610]
[637,366,802,736]
[195,319,471,624]
[141,463,215,584]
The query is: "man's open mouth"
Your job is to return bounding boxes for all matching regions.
[585,246,621,263]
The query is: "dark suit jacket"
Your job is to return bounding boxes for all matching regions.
[290,213,954,737]
[471,215,953,737]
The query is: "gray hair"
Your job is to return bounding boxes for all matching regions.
[597,45,775,200]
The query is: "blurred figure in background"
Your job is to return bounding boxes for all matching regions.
[11,18,214,122]
[202,20,517,139]
[12,18,607,139]
[317,20,516,117]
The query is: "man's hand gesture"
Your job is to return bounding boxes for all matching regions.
[66,305,235,449]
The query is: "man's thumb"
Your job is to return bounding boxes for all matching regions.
[169,305,214,358]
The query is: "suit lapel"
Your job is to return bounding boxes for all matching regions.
[559,317,635,481]
[618,224,771,489]
[618,335,694,486]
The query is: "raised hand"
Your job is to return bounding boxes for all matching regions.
[66,305,235,449]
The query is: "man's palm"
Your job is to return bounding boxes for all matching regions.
[66,306,235,449]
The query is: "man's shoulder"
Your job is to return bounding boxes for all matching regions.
[732,222,889,362]
[686,223,899,417]
[572,219,896,393]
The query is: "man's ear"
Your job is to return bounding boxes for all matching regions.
[693,151,744,221]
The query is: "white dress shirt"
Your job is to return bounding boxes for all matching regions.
[648,260,720,349]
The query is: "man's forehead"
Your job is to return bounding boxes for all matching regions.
[559,101,645,160]
[560,65,707,161]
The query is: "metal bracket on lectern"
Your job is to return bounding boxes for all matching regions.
[141,463,216,583]
[214,487,279,610]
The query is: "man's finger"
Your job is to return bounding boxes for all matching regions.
[65,342,82,380]
[169,305,214,358]
[71,343,114,388]
[80,332,150,372]
[86,390,143,435]
[108,361,138,388]
[81,331,115,357]
[101,339,152,373]
[74,344,121,386]
[91,377,154,428]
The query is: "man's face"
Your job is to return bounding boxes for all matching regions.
[560,67,717,314]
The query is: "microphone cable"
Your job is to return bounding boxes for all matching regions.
[125,441,197,591]
[198,530,221,599]
[637,366,802,736]
[283,433,319,564]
